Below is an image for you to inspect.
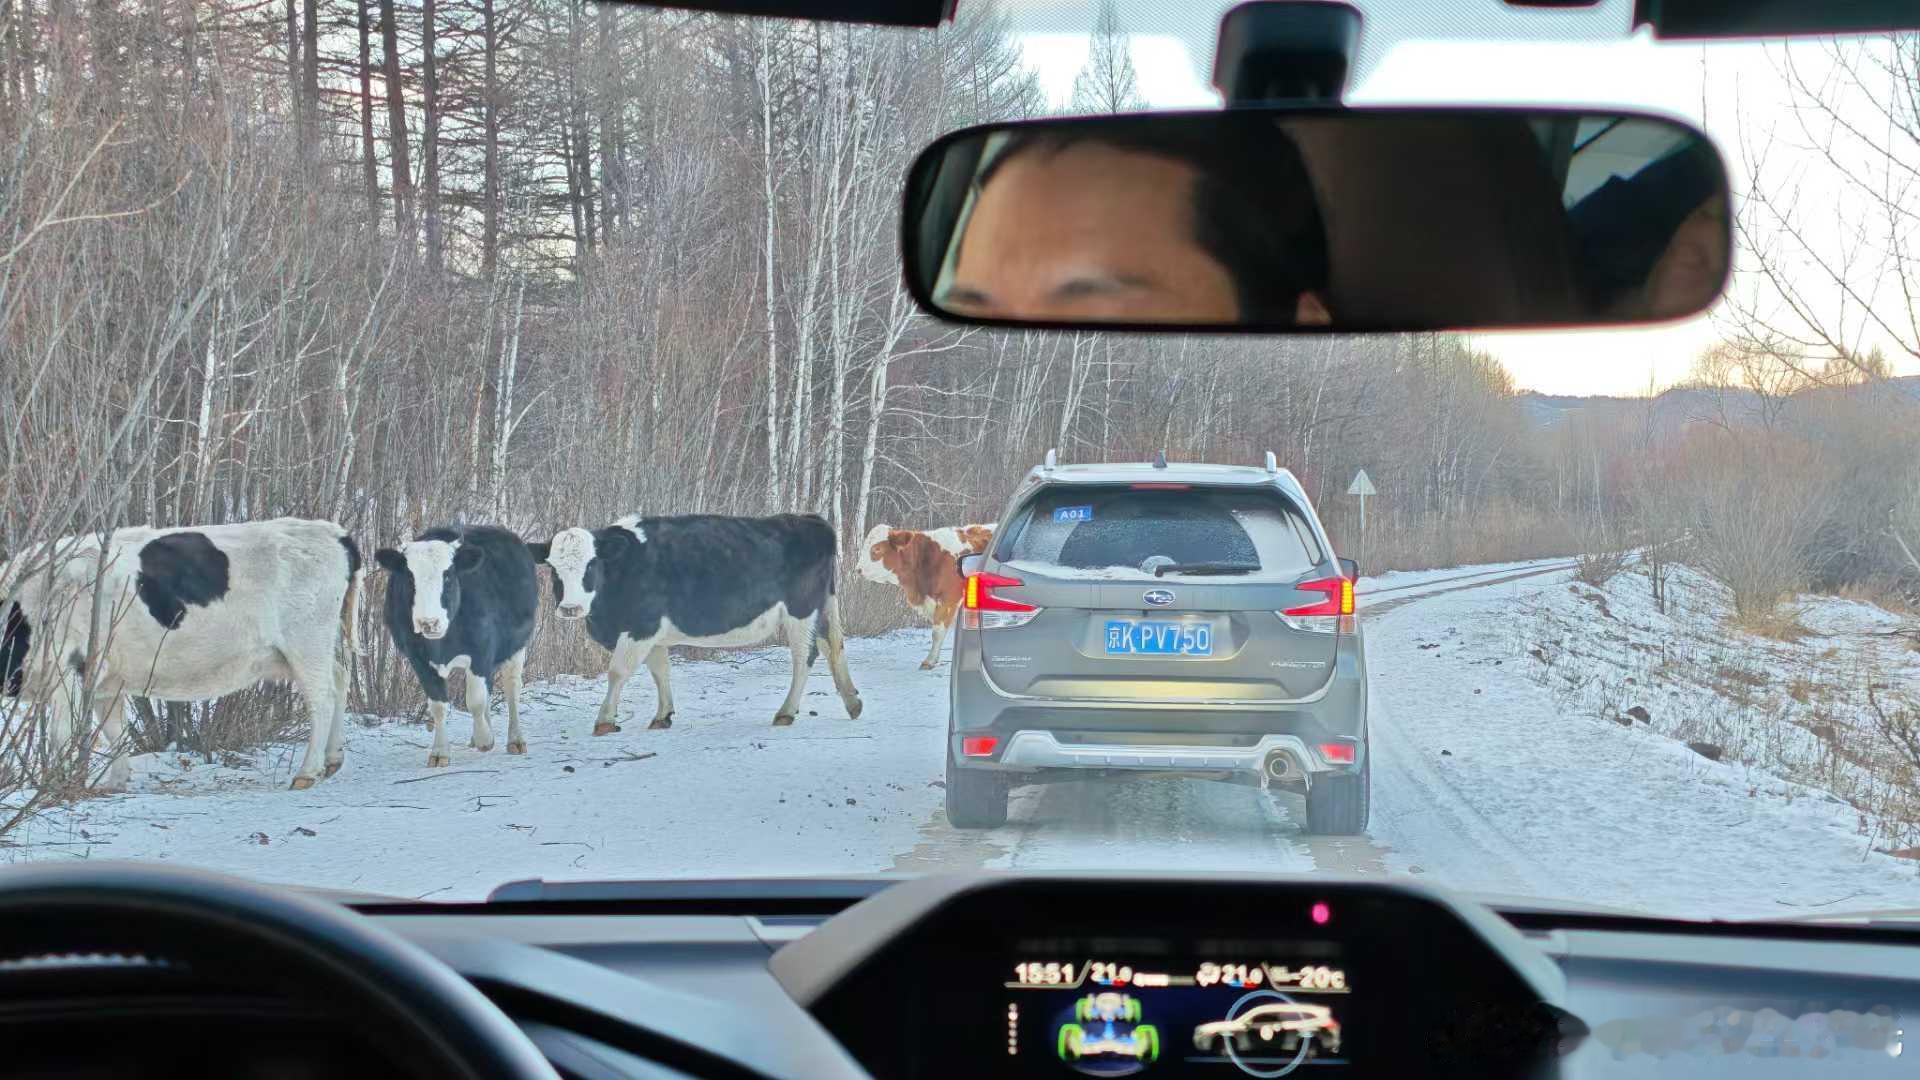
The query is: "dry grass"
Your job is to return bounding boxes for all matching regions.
[1837,577,1918,616]
[1329,501,1580,577]
[1728,605,1814,642]
[1575,548,1632,587]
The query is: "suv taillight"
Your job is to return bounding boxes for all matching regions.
[1280,576,1355,633]
[963,572,1039,629]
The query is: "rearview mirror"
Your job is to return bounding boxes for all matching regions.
[1338,557,1359,581]
[957,553,985,578]
[902,108,1729,333]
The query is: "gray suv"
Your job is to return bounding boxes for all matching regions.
[946,453,1368,834]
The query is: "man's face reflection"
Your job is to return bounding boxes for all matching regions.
[1644,192,1729,321]
[942,140,1329,326]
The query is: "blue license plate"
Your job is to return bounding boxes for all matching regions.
[1104,620,1213,656]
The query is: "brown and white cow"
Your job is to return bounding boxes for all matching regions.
[856,523,994,670]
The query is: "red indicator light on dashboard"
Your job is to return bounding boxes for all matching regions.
[962,735,1000,757]
[1311,902,1331,926]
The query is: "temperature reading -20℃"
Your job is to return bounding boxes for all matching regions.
[1272,965,1348,991]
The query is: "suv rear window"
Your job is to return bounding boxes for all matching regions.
[1002,485,1324,578]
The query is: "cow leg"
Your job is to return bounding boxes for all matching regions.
[289,645,339,789]
[594,636,646,736]
[426,698,452,767]
[922,603,955,671]
[323,659,349,777]
[644,645,674,730]
[502,648,527,754]
[774,615,811,726]
[93,687,130,791]
[467,668,495,751]
[44,674,79,776]
[823,595,863,720]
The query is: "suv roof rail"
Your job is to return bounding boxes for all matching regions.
[1264,451,1279,474]
[1042,448,1058,472]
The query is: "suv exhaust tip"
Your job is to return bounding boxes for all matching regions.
[1265,750,1305,785]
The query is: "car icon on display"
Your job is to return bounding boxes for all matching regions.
[1057,993,1161,1074]
[1193,1001,1342,1058]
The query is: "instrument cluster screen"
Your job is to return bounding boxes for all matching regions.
[1000,932,1363,1077]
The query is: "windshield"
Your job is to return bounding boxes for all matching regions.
[1,0,1916,923]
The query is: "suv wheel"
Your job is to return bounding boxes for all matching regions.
[1303,752,1369,835]
[945,749,1009,829]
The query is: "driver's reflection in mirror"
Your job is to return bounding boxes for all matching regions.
[1643,190,1729,319]
[1570,141,1730,322]
[939,127,1332,326]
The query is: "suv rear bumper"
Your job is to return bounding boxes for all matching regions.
[993,731,1338,783]
[949,642,1367,783]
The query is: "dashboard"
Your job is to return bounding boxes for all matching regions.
[6,872,1920,1079]
[777,877,1570,1079]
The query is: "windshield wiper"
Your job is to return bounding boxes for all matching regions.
[1154,562,1260,577]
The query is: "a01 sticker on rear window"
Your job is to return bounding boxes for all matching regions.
[1052,505,1094,523]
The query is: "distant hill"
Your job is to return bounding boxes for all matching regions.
[1516,374,1920,433]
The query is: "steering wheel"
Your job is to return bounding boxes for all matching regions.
[0,861,556,1079]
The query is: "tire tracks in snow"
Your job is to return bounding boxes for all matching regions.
[887,560,1577,878]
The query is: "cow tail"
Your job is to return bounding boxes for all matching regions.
[342,567,365,656]
[808,560,838,669]
[338,533,366,657]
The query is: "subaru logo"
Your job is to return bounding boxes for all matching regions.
[1143,589,1175,607]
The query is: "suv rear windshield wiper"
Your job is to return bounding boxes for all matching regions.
[1153,562,1261,577]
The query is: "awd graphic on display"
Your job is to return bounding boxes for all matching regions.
[1057,993,1161,1075]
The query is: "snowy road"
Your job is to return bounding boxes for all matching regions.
[11,556,1920,916]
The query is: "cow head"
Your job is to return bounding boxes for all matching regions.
[376,539,484,640]
[957,524,996,554]
[530,519,645,621]
[856,524,904,586]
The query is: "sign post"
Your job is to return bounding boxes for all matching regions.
[1346,469,1377,571]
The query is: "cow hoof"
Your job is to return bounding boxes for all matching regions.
[290,775,317,791]
[472,738,496,752]
[427,752,451,768]
[322,761,343,778]
[846,697,865,720]
[592,722,621,736]
[773,713,797,727]
[919,660,937,671]
[506,740,527,755]
[647,714,674,731]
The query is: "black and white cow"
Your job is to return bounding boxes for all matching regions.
[529,513,861,732]
[0,518,361,789]
[375,525,538,767]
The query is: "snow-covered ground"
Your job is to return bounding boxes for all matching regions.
[6,557,1919,918]
[1365,563,1920,918]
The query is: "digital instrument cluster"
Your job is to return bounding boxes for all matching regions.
[789,877,1570,1079]
[1001,932,1358,1078]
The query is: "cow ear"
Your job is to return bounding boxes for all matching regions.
[887,529,914,549]
[597,529,634,563]
[373,548,404,573]
[453,544,485,573]
[526,541,551,564]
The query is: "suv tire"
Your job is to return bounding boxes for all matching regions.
[945,749,1009,829]
[1304,752,1369,835]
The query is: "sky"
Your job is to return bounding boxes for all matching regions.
[1005,1,1914,395]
